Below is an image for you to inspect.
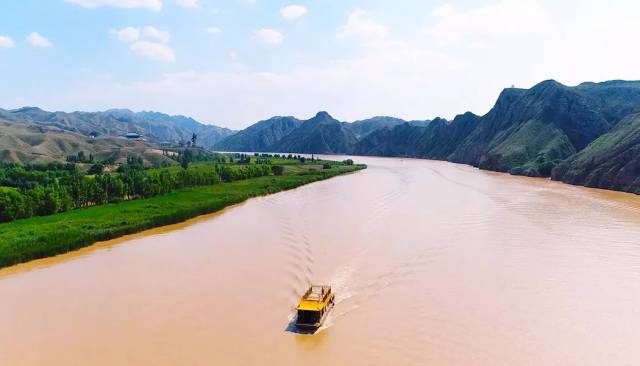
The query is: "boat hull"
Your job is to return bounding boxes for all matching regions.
[295,298,334,330]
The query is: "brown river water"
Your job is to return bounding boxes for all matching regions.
[2,156,640,365]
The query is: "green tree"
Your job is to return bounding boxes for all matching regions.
[27,186,46,215]
[181,149,193,170]
[0,189,30,222]
[43,186,61,215]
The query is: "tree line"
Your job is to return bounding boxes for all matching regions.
[0,157,271,223]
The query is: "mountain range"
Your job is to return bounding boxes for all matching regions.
[0,107,235,164]
[0,107,235,149]
[214,79,640,194]
[215,113,429,153]
[2,79,640,194]
[0,120,177,165]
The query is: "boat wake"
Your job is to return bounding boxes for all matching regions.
[322,249,441,330]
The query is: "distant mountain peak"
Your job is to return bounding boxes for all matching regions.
[430,117,448,124]
[457,111,479,120]
[264,115,296,122]
[536,79,562,86]
[530,79,568,94]
[314,111,333,119]
[105,108,135,114]
[12,106,46,113]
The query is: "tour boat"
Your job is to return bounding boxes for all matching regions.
[295,285,335,329]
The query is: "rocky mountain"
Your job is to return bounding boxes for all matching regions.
[449,80,615,176]
[352,114,480,159]
[353,122,428,157]
[416,114,481,159]
[271,112,358,154]
[0,107,234,149]
[349,116,410,139]
[453,80,640,177]
[551,112,640,194]
[214,114,425,152]
[215,79,640,194]
[574,80,640,124]
[214,116,302,152]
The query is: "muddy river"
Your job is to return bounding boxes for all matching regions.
[2,156,640,365]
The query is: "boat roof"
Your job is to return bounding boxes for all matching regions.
[297,285,331,311]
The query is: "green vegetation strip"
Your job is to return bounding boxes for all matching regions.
[0,165,365,269]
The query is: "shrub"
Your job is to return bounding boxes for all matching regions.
[88,163,104,175]
[271,165,285,176]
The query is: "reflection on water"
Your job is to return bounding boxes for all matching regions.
[2,156,640,365]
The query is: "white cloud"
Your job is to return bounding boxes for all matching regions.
[427,0,552,44]
[337,9,388,40]
[130,41,175,62]
[253,28,284,45]
[110,26,174,61]
[175,0,197,7]
[109,26,169,43]
[29,0,640,130]
[142,26,170,43]
[0,36,14,48]
[280,5,308,20]
[26,32,53,48]
[109,26,141,42]
[65,0,162,10]
[206,27,223,34]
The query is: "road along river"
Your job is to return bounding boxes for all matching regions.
[2,156,640,365]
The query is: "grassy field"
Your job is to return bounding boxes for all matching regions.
[0,163,365,268]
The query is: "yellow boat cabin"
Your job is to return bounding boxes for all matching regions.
[295,285,335,329]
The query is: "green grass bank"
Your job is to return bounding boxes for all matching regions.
[0,164,365,269]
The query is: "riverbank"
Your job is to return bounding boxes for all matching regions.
[0,164,365,268]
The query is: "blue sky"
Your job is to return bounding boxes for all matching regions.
[1,0,640,129]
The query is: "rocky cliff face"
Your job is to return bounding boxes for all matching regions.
[353,123,427,157]
[453,81,611,176]
[465,80,640,178]
[417,114,480,160]
[574,80,640,124]
[551,113,640,193]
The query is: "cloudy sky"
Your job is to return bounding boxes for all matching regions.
[1,0,639,128]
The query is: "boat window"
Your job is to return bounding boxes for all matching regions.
[297,310,320,324]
